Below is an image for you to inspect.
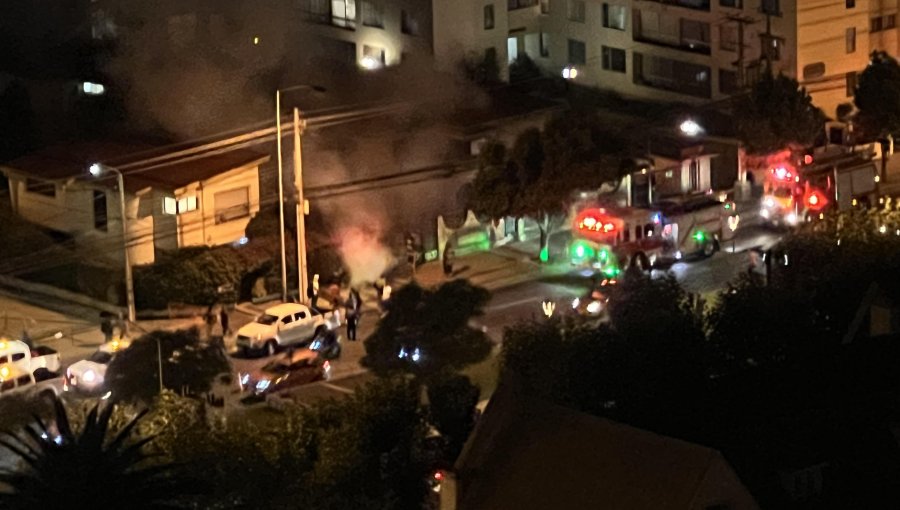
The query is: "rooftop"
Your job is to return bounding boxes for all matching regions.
[2,141,269,193]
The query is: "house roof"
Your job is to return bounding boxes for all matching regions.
[2,141,269,193]
[455,376,755,510]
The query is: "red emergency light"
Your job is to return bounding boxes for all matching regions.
[771,166,794,182]
[805,188,829,212]
[574,208,619,240]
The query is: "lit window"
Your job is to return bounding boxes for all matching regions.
[602,4,626,31]
[177,196,198,213]
[81,82,105,95]
[163,197,177,215]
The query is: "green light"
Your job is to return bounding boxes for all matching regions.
[599,249,609,261]
[724,203,732,210]
[575,244,585,258]
[540,245,549,263]
[693,231,706,242]
[603,266,620,277]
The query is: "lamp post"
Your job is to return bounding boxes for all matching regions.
[275,84,325,303]
[89,163,136,324]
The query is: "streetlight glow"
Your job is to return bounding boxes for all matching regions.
[360,56,382,70]
[89,163,102,176]
[562,66,578,80]
[679,119,703,137]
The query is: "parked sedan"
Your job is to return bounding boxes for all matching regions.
[239,349,331,400]
[65,351,113,394]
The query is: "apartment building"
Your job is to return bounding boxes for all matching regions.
[434,0,900,119]
[89,0,433,70]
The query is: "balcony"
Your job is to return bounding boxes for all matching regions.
[633,15,711,55]
[635,0,710,12]
[508,0,539,11]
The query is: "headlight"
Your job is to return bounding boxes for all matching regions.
[786,212,798,225]
[255,379,271,392]
[586,301,603,315]
[760,208,770,219]
[764,197,775,208]
[240,373,250,386]
[572,298,580,309]
[83,370,96,383]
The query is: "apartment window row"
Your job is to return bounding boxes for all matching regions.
[603,3,627,30]
[633,52,711,98]
[299,0,355,28]
[871,14,897,32]
[720,0,741,8]
[633,10,711,55]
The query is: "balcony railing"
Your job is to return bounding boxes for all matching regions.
[635,0,710,12]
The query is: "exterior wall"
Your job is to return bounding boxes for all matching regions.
[4,174,154,266]
[167,165,261,248]
[434,0,797,104]
[797,0,888,119]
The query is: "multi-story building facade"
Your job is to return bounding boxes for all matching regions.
[434,0,900,119]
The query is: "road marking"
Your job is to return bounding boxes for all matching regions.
[486,296,541,312]
[320,382,355,394]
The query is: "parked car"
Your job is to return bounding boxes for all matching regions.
[239,349,331,402]
[0,363,60,399]
[236,303,341,356]
[0,338,61,379]
[571,279,616,319]
[64,339,130,395]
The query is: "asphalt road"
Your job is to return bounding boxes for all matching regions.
[236,224,785,409]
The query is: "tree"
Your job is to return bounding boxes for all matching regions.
[362,279,492,379]
[468,111,633,261]
[460,50,501,86]
[0,80,38,163]
[0,397,201,509]
[427,373,480,462]
[106,328,230,403]
[855,51,900,140]
[734,72,824,155]
[509,53,542,83]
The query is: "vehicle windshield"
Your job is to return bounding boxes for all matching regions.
[773,187,792,198]
[256,314,279,325]
[261,362,291,375]
[89,351,113,364]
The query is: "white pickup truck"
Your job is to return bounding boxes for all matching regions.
[0,338,61,380]
[236,303,341,356]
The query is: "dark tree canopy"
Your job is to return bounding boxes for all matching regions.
[427,373,480,461]
[106,328,230,403]
[362,279,492,378]
[855,50,900,138]
[734,72,825,154]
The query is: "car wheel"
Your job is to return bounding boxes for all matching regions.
[266,341,278,357]
[703,241,715,257]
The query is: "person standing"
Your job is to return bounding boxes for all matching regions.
[204,305,217,340]
[443,247,455,278]
[219,306,230,337]
[100,312,114,342]
[345,287,361,341]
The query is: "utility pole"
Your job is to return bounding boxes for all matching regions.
[293,108,310,304]
[275,90,288,303]
[725,13,757,89]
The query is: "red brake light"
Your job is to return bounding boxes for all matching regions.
[323,361,330,369]
[434,471,444,481]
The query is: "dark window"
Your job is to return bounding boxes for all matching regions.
[541,0,550,13]
[93,190,108,232]
[281,316,293,325]
[720,24,737,51]
[508,0,538,10]
[568,0,585,22]
[720,0,741,7]
[361,1,383,28]
[633,52,711,98]
[567,38,586,64]
[25,179,55,197]
[540,32,550,57]
[761,34,782,60]
[681,18,711,52]
[846,71,858,97]
[761,0,780,16]
[871,17,883,32]
[886,15,897,29]
[719,68,739,93]
[602,3,626,30]
[689,160,701,191]
[0,356,7,364]
[294,312,308,320]
[401,9,419,35]
[602,46,626,72]
[846,27,856,53]
[484,4,495,29]
[846,0,855,7]
[1,381,14,392]
[485,46,497,64]
[803,62,826,80]
[11,353,24,362]
[16,375,30,386]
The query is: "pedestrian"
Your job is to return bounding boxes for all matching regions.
[346,287,361,341]
[308,273,320,304]
[443,247,455,278]
[204,305,217,340]
[219,306,230,337]
[373,278,385,302]
[100,312,113,342]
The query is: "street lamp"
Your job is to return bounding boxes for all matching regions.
[679,119,703,137]
[275,84,326,303]
[88,163,136,325]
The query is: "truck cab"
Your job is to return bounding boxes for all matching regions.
[0,338,61,380]
[236,303,342,356]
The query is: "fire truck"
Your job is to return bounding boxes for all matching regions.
[568,196,730,273]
